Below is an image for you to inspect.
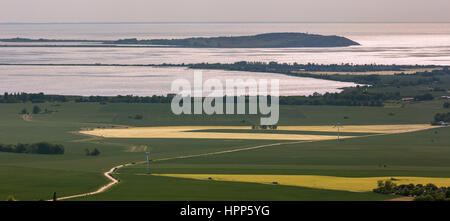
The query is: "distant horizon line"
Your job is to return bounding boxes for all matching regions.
[1,21,450,25]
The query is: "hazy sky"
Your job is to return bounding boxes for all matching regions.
[1,0,449,23]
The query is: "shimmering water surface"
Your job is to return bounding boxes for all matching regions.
[0,23,448,96]
[0,66,358,96]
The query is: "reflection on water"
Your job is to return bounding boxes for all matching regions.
[0,66,358,96]
[0,23,449,65]
[0,23,448,96]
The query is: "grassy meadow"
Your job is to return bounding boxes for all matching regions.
[0,99,449,200]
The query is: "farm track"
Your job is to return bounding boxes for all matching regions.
[52,140,307,200]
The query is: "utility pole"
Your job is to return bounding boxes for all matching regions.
[145,151,150,174]
[334,123,343,141]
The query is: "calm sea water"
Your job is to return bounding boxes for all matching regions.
[0,23,448,96]
[0,66,358,96]
[1,23,449,65]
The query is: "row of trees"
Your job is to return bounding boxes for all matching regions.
[75,94,175,103]
[80,90,394,107]
[0,93,177,104]
[0,142,64,155]
[1,92,387,107]
[0,92,67,103]
[1,91,442,107]
[373,180,450,201]
[278,89,391,106]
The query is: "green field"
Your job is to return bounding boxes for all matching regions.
[78,174,396,201]
[0,100,449,201]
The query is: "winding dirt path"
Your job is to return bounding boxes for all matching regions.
[53,165,122,201]
[53,140,306,200]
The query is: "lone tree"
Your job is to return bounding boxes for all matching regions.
[32,105,41,114]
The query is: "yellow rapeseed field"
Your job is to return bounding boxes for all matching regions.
[79,124,434,141]
[277,124,435,134]
[155,174,450,192]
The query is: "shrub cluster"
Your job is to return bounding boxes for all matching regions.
[414,93,434,101]
[373,180,450,201]
[85,148,100,156]
[0,142,64,155]
[434,112,450,123]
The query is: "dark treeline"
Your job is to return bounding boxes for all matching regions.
[77,92,388,106]
[0,93,175,104]
[75,94,175,103]
[373,180,450,201]
[0,92,67,103]
[1,92,390,107]
[75,91,392,107]
[323,69,449,87]
[279,88,393,106]
[0,142,64,155]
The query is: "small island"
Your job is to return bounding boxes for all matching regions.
[111,33,360,48]
[0,33,360,48]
